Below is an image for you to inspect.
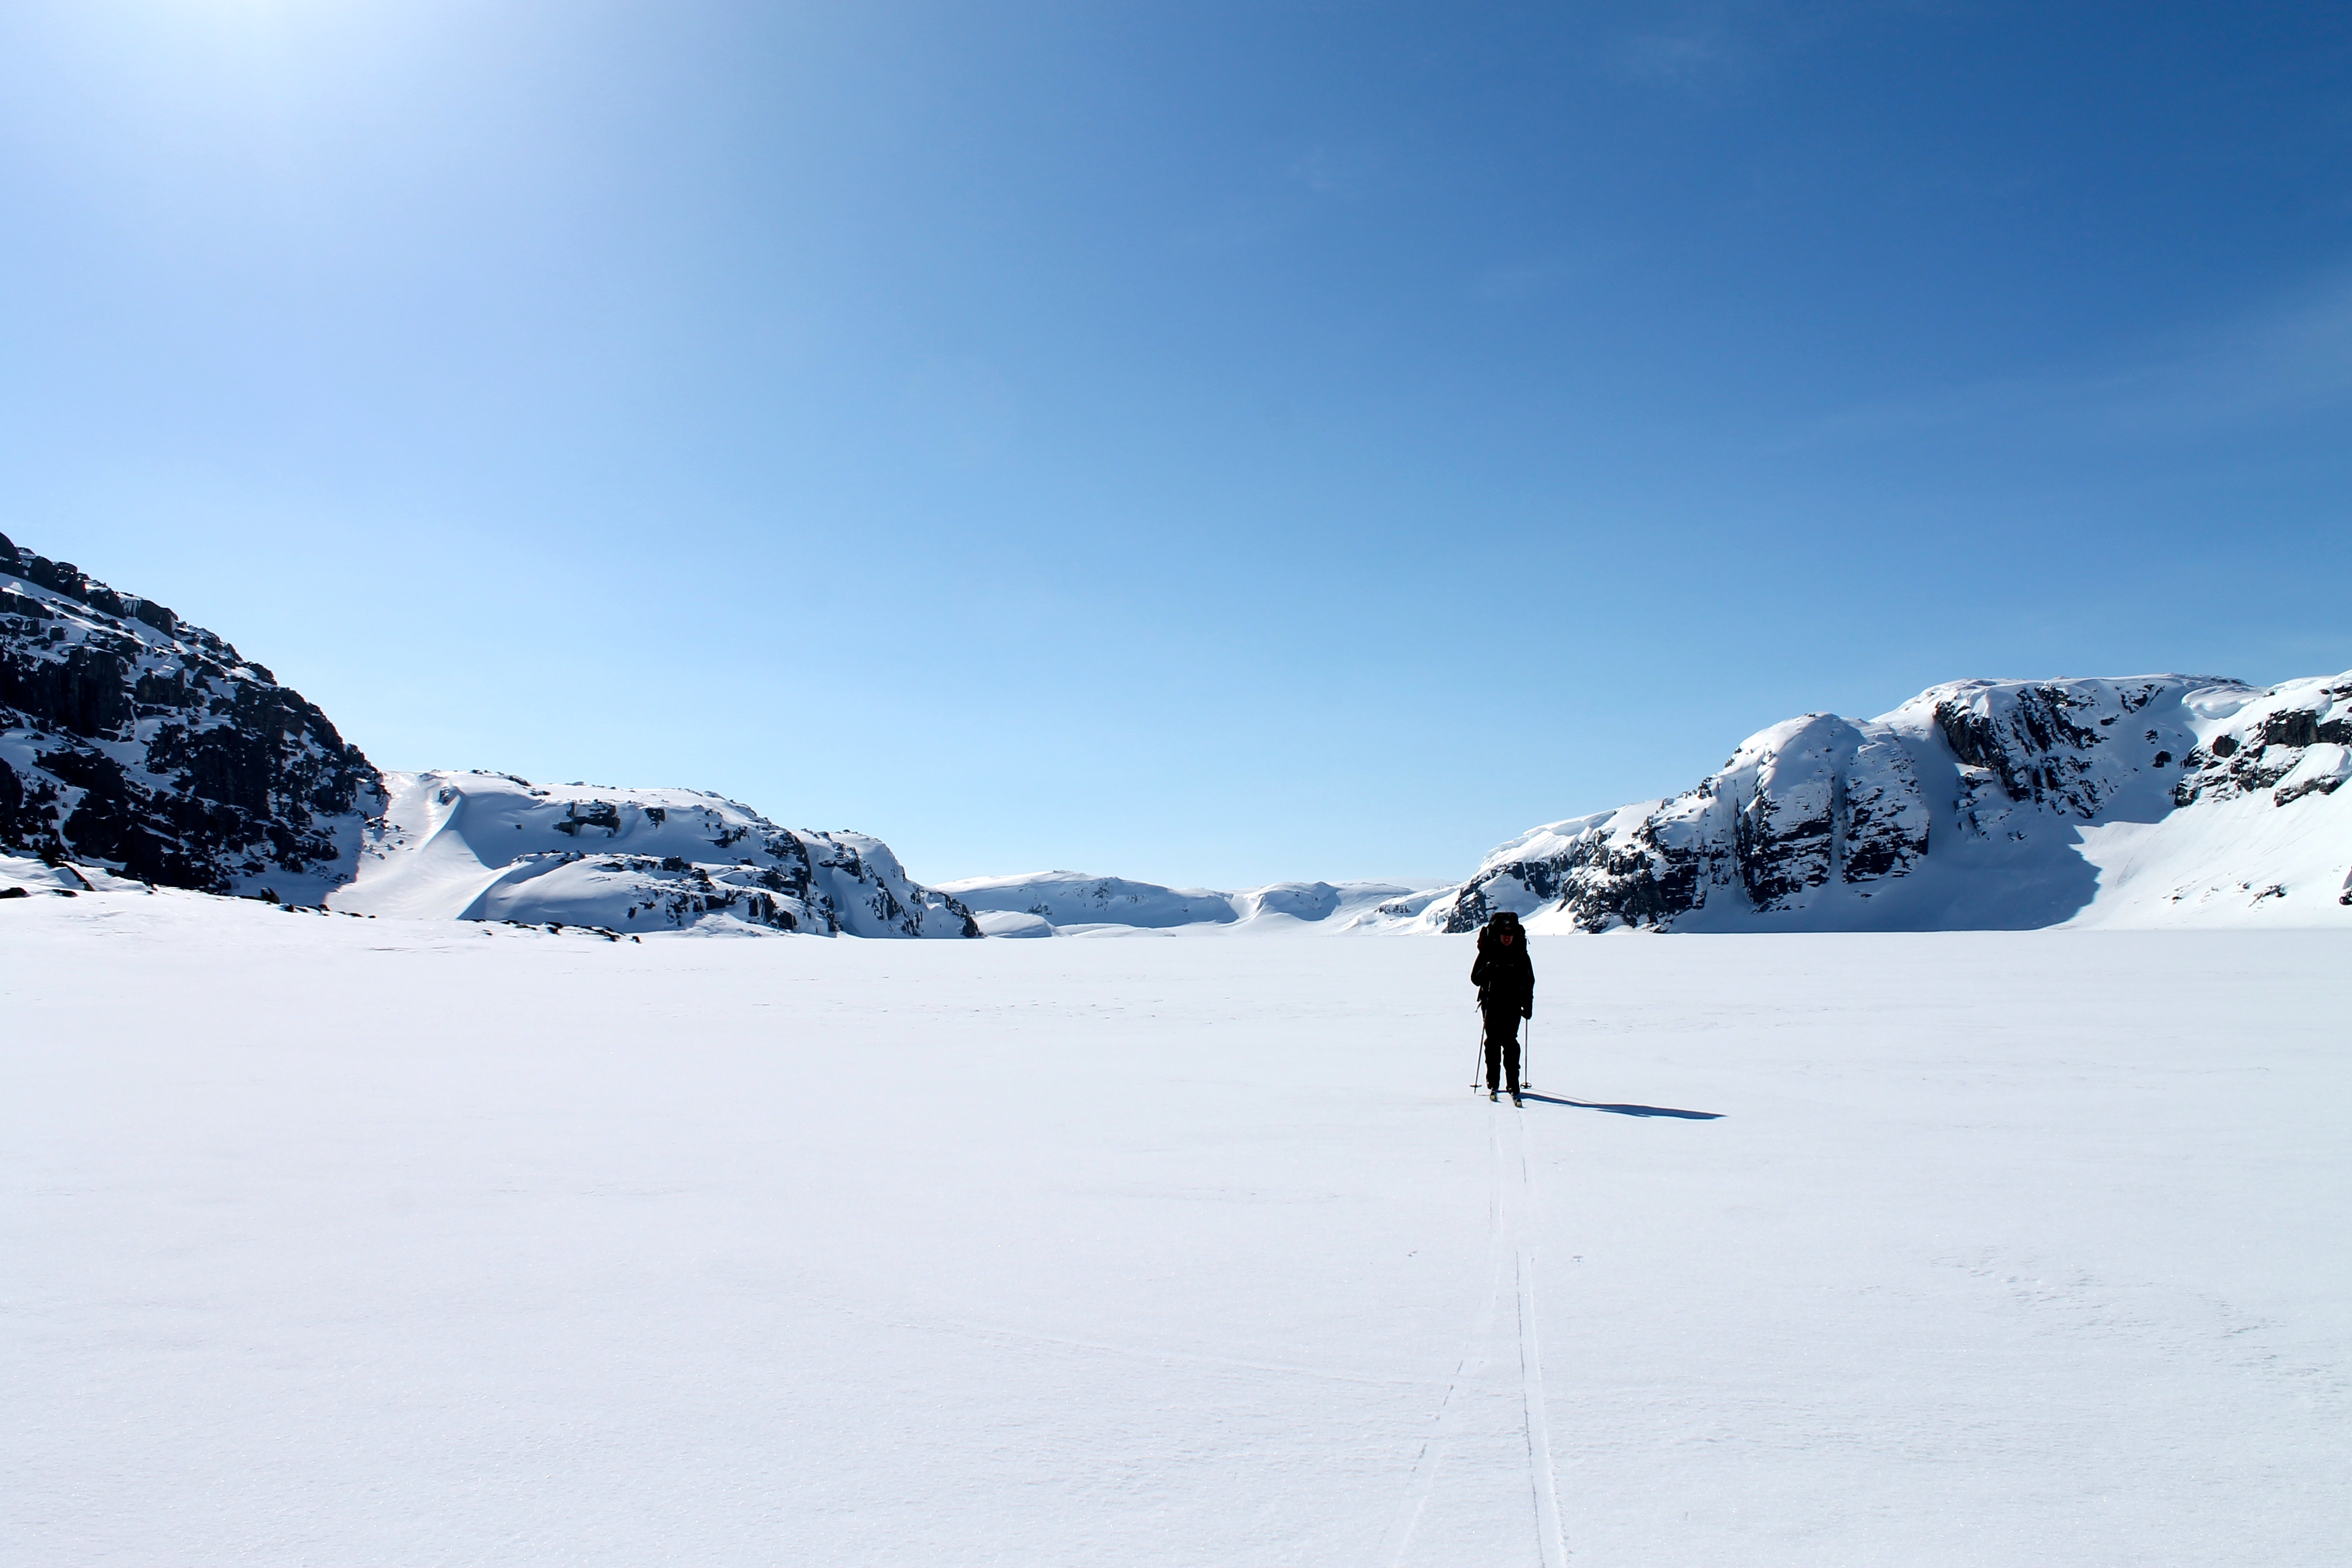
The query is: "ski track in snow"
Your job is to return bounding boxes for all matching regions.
[1512,1109,1570,1568]
[1385,1098,1571,1568]
[5,886,2349,1566]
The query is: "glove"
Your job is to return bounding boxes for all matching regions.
[1521,1001,1533,1020]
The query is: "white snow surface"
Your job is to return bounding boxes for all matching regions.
[332,770,979,938]
[7,876,2346,1565]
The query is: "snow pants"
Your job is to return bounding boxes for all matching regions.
[1482,1006,1523,1093]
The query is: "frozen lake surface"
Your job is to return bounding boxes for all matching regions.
[6,890,2346,1565]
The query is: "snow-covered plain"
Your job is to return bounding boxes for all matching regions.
[5,883,2346,1566]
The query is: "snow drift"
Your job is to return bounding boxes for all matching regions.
[334,771,981,938]
[1396,672,2352,934]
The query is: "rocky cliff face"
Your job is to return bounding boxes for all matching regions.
[333,771,982,938]
[0,531,381,899]
[1410,672,2352,933]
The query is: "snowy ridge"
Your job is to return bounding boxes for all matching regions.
[935,870,1435,937]
[334,770,980,938]
[0,532,979,938]
[13,527,2340,939]
[1398,672,2352,934]
[0,530,381,901]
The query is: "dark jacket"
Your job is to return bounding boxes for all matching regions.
[1471,919,1534,1016]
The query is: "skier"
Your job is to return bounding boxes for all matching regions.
[1471,908,1534,1103]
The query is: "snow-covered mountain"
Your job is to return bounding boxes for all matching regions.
[13,531,2339,939]
[0,531,381,901]
[943,673,2350,937]
[934,870,1434,936]
[0,533,976,935]
[1393,672,2352,934]
[334,770,980,938]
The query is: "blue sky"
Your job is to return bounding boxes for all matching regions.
[4,2,2348,887]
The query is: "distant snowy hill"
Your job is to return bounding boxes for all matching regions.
[334,771,980,938]
[935,870,1434,936]
[1391,672,2352,934]
[0,530,380,901]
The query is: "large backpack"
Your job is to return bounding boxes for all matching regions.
[1476,910,1525,955]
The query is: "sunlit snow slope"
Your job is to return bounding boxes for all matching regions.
[333,771,979,938]
[1398,672,2352,933]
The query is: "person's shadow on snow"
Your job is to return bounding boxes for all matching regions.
[1516,1093,1722,1120]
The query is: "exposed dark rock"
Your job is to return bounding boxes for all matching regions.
[0,535,380,895]
[2262,710,2320,748]
[1,643,137,738]
[24,556,91,603]
[1934,683,2119,818]
[0,754,52,851]
[553,800,623,837]
[2274,771,2346,807]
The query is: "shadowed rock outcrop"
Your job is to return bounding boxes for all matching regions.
[0,531,380,897]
